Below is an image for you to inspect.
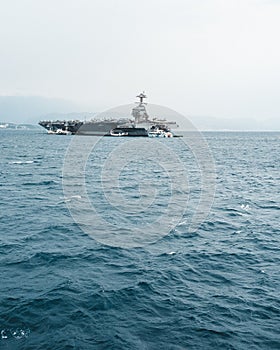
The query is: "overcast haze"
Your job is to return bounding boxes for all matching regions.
[0,0,280,129]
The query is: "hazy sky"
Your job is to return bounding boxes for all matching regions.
[1,0,280,127]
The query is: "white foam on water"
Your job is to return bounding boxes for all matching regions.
[10,160,35,164]
[241,204,250,211]
[1,329,8,339]
[1,328,30,340]
[63,195,82,203]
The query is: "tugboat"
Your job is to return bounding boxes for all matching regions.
[47,128,71,135]
[148,125,173,138]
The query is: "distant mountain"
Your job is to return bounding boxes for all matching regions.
[0,96,83,124]
[187,115,258,131]
[188,115,280,131]
[0,122,41,130]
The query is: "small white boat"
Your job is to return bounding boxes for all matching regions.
[56,129,71,135]
[48,129,71,135]
[110,129,129,136]
[148,126,173,138]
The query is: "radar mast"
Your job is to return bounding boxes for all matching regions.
[136,92,147,104]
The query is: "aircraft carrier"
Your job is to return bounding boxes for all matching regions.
[38,93,178,136]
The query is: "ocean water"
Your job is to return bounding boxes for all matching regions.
[0,130,279,349]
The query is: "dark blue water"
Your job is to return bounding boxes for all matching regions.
[0,130,279,349]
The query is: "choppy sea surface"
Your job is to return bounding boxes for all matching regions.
[0,130,279,349]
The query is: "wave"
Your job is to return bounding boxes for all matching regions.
[22,180,59,186]
[9,160,38,164]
